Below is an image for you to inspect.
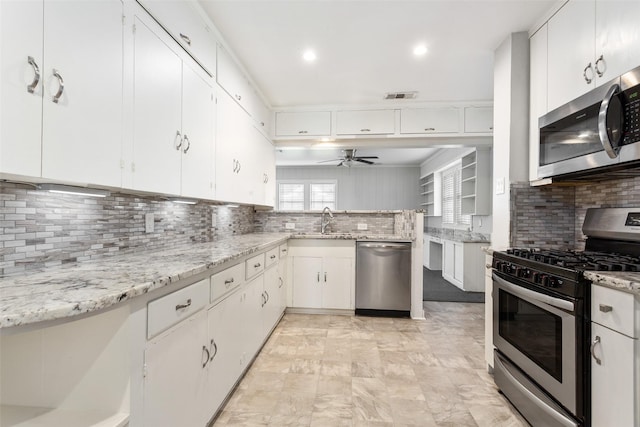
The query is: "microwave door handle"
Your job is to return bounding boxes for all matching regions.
[598,83,622,159]
[492,273,575,312]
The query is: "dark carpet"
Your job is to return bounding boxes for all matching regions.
[423,267,485,303]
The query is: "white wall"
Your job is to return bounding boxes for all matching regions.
[276,166,420,210]
[492,32,530,249]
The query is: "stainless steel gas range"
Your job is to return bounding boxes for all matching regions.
[491,207,640,427]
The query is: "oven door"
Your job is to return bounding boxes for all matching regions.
[492,272,577,414]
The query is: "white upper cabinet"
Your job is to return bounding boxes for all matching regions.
[275,111,331,137]
[400,108,460,134]
[131,15,183,195]
[1,0,123,187]
[547,0,596,111]
[464,107,493,133]
[546,0,640,112]
[336,109,395,135]
[180,63,214,200]
[0,1,43,178]
[257,129,276,207]
[217,46,250,109]
[136,0,217,77]
[595,1,640,85]
[529,25,548,181]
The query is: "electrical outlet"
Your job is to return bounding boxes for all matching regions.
[145,213,154,233]
[357,223,368,230]
[496,177,505,195]
[285,223,295,230]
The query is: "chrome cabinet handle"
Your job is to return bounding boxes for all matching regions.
[179,33,191,45]
[235,94,242,101]
[598,83,622,159]
[424,127,435,131]
[265,291,269,303]
[599,304,613,313]
[595,54,605,77]
[281,249,287,253]
[237,161,241,173]
[317,272,320,282]
[52,69,64,103]
[224,278,234,287]
[209,339,218,361]
[298,130,308,134]
[232,159,237,172]
[583,62,593,84]
[175,130,183,150]
[279,277,283,288]
[27,56,40,93]
[260,121,265,127]
[202,345,210,368]
[270,254,276,259]
[360,128,371,132]
[261,292,266,307]
[254,262,261,268]
[591,335,602,365]
[182,134,191,153]
[324,272,327,282]
[175,298,192,310]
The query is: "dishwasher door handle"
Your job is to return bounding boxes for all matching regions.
[358,242,410,249]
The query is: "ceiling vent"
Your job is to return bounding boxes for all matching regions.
[384,91,418,100]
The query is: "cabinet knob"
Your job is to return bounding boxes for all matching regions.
[599,304,613,313]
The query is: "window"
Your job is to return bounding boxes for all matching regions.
[440,162,471,226]
[277,180,337,211]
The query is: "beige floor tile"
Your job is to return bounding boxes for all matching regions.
[317,375,352,396]
[313,394,353,418]
[321,360,352,377]
[290,358,323,374]
[384,377,426,401]
[389,398,438,425]
[352,396,394,423]
[273,393,316,416]
[351,361,383,378]
[215,410,270,426]
[267,413,312,426]
[310,415,354,427]
[282,373,320,395]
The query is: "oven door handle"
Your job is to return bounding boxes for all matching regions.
[493,273,575,312]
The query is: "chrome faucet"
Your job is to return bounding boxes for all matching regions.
[321,206,333,234]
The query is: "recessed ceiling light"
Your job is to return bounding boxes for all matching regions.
[302,50,316,62]
[413,44,428,56]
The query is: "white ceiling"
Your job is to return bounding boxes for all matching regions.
[198,0,553,166]
[276,147,438,166]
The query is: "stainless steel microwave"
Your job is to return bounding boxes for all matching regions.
[538,65,640,180]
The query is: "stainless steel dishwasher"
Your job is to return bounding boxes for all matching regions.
[355,241,411,317]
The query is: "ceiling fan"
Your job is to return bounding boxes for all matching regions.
[317,149,379,167]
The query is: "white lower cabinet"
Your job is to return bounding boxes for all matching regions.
[590,284,640,426]
[143,309,209,427]
[442,240,485,292]
[290,240,355,310]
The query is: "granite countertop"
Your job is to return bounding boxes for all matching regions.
[0,233,290,329]
[0,231,415,328]
[584,271,640,297]
[423,229,490,244]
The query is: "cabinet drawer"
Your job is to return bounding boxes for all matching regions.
[211,262,244,303]
[336,109,395,135]
[592,285,639,338]
[275,111,331,137]
[246,253,265,279]
[265,247,279,268]
[464,107,493,133]
[279,243,289,258]
[147,278,209,339]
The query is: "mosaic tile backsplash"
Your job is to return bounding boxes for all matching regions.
[253,211,396,235]
[0,183,254,276]
[510,176,640,250]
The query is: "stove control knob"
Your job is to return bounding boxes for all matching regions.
[532,272,540,283]
[515,267,522,277]
[541,275,550,287]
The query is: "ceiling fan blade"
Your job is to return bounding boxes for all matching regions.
[336,161,343,167]
[317,158,343,163]
[354,156,379,159]
[355,158,375,165]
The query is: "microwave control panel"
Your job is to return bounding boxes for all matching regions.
[623,88,640,145]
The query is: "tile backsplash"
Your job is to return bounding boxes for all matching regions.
[0,183,254,276]
[253,211,396,235]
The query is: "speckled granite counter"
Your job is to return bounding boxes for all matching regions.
[0,233,290,329]
[584,271,640,297]
[0,231,416,328]
[424,229,490,244]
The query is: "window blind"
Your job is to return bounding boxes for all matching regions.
[278,183,305,210]
[310,183,336,210]
[441,163,472,226]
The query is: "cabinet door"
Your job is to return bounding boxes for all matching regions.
[41,0,123,187]
[530,25,548,181]
[181,63,214,199]
[205,291,243,422]
[244,275,265,359]
[275,111,331,137]
[256,128,276,207]
[0,0,43,178]
[464,107,493,133]
[137,0,217,76]
[443,241,455,279]
[400,108,460,134]
[277,259,287,314]
[263,265,281,337]
[144,310,208,427]
[547,0,596,111]
[217,45,249,110]
[292,256,323,308]
[595,0,640,84]
[322,257,352,309]
[336,110,395,135]
[132,16,182,195]
[215,90,250,203]
[591,322,636,427]
[453,243,464,283]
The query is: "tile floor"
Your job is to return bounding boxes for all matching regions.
[212,302,528,426]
